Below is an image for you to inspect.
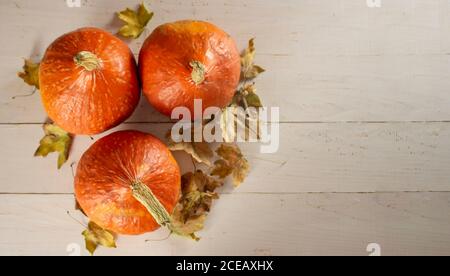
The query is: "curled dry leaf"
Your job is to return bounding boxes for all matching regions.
[170,209,206,241]
[211,159,233,179]
[241,38,265,80]
[34,123,73,169]
[18,59,40,89]
[117,2,153,39]
[219,105,238,143]
[241,84,263,108]
[82,221,117,255]
[220,102,260,143]
[213,144,250,187]
[169,171,223,240]
[166,130,214,166]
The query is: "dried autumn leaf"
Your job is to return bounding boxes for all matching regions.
[34,123,72,169]
[219,106,237,143]
[170,208,206,241]
[180,171,221,218]
[166,130,214,166]
[220,104,260,142]
[242,84,263,108]
[216,144,250,187]
[117,3,153,39]
[169,142,214,166]
[18,59,40,89]
[241,38,265,80]
[245,92,263,108]
[82,221,116,255]
[211,159,233,179]
[169,171,223,240]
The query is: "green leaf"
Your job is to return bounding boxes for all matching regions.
[34,123,72,169]
[117,3,153,39]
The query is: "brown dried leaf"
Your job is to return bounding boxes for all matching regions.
[222,84,262,142]
[216,144,250,187]
[241,38,265,80]
[211,159,234,179]
[169,171,223,240]
[170,208,206,241]
[167,130,214,166]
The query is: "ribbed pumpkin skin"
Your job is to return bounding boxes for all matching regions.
[75,131,181,235]
[39,27,140,135]
[139,20,241,118]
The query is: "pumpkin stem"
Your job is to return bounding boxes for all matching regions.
[74,51,101,71]
[189,60,206,85]
[131,182,171,226]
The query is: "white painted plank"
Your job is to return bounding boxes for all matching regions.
[1,0,450,123]
[0,192,449,256]
[1,122,450,194]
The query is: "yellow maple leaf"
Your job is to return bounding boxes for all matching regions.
[34,123,72,169]
[214,144,250,187]
[82,221,116,255]
[117,3,153,39]
[18,59,40,89]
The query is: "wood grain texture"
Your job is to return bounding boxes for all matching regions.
[1,0,450,123]
[1,192,449,256]
[1,122,450,194]
[1,0,450,256]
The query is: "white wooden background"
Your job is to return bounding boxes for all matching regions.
[0,0,450,256]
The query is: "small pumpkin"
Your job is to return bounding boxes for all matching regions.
[39,27,140,135]
[75,130,181,235]
[139,20,241,118]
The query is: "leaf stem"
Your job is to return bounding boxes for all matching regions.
[11,88,37,100]
[66,211,87,228]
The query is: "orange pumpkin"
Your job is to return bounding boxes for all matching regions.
[75,130,181,235]
[139,20,241,118]
[39,27,140,135]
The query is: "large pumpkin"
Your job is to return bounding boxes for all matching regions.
[139,20,241,118]
[39,27,140,135]
[75,130,181,235]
